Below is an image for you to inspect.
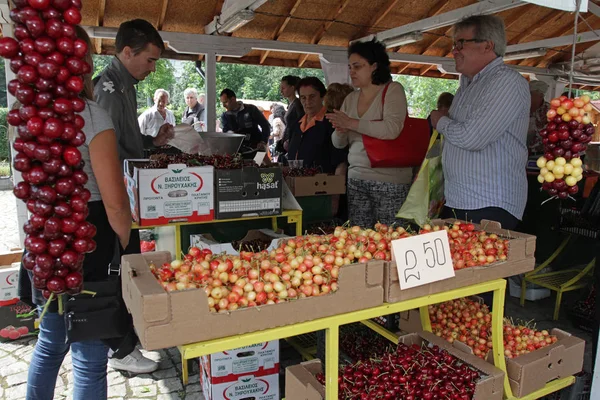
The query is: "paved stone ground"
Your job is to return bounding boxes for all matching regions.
[0,338,206,400]
[0,189,21,253]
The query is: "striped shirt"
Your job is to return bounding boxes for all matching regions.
[437,57,530,220]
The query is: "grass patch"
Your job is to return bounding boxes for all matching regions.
[0,162,10,177]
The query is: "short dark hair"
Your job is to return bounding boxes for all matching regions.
[281,75,300,89]
[116,19,165,55]
[297,77,327,97]
[437,92,454,109]
[347,40,392,85]
[220,88,236,98]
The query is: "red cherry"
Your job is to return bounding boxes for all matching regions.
[71,97,85,112]
[37,107,56,120]
[13,181,31,200]
[26,236,47,254]
[19,7,39,21]
[28,0,52,10]
[22,253,37,271]
[87,239,97,253]
[49,143,62,157]
[65,272,83,289]
[10,56,25,73]
[66,76,83,93]
[60,123,76,141]
[56,36,73,55]
[63,7,81,24]
[30,214,47,229]
[18,105,38,122]
[44,216,61,234]
[33,265,54,280]
[13,138,25,152]
[26,200,36,213]
[60,218,78,234]
[47,277,66,294]
[54,267,70,278]
[24,51,44,67]
[15,85,35,105]
[42,7,61,19]
[32,276,47,290]
[57,163,72,177]
[10,10,23,24]
[62,146,81,166]
[72,210,88,222]
[65,57,83,74]
[60,249,78,267]
[44,18,63,38]
[70,130,85,146]
[42,157,61,174]
[72,238,89,253]
[7,109,22,126]
[53,97,73,115]
[25,16,46,38]
[47,238,67,257]
[52,0,70,10]
[0,37,20,58]
[34,92,54,108]
[35,253,55,270]
[43,118,64,138]
[72,170,88,185]
[33,144,51,161]
[19,38,35,54]
[47,51,64,65]
[73,115,84,129]
[79,188,91,202]
[62,24,76,39]
[37,60,59,79]
[13,152,32,172]
[14,24,30,40]
[35,77,56,92]
[34,200,54,217]
[7,79,20,96]
[22,141,37,158]
[81,61,91,74]
[54,201,72,217]
[28,166,49,185]
[17,65,39,84]
[73,39,88,58]
[53,85,68,98]
[70,0,82,9]
[55,66,70,83]
[55,177,75,195]
[34,36,56,55]
[568,185,579,194]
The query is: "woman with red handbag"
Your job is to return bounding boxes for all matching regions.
[327,40,414,228]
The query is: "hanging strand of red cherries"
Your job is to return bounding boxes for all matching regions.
[0,0,93,304]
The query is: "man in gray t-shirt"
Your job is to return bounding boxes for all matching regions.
[94,19,173,163]
[93,19,168,375]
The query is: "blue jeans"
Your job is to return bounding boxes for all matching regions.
[27,309,109,400]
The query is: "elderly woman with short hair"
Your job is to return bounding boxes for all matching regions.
[138,89,175,137]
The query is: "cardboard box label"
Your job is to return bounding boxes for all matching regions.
[203,341,279,382]
[125,160,214,225]
[202,369,279,400]
[0,264,20,303]
[391,230,454,289]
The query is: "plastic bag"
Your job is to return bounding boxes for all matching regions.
[166,124,205,154]
[396,130,445,226]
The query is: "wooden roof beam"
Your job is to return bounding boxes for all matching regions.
[420,64,435,75]
[97,0,106,26]
[357,0,525,44]
[298,0,351,67]
[260,0,303,64]
[508,9,563,45]
[351,0,401,40]
[157,0,169,31]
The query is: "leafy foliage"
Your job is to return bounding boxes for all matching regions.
[395,75,459,118]
[0,108,9,161]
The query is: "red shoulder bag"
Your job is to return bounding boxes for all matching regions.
[362,83,430,168]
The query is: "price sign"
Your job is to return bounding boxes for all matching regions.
[391,230,454,290]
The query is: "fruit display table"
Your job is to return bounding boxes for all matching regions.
[175,278,575,399]
[131,209,303,259]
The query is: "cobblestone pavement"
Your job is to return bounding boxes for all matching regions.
[0,338,206,400]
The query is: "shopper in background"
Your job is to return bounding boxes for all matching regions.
[327,40,410,228]
[270,105,286,151]
[94,19,173,163]
[430,15,529,230]
[528,80,550,155]
[324,83,354,112]
[276,75,305,155]
[181,88,206,131]
[428,92,454,136]
[93,18,160,374]
[219,88,271,150]
[26,26,132,400]
[287,77,347,173]
[138,89,176,138]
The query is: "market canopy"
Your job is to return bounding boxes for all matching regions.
[3,0,600,87]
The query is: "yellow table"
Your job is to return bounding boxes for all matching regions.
[176,278,574,399]
[132,209,303,258]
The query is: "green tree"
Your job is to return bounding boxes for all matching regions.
[0,60,6,108]
[136,59,176,107]
[92,54,112,79]
[395,75,459,118]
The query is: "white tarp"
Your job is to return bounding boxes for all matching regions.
[523,0,587,12]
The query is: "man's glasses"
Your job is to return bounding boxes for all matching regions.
[452,38,486,51]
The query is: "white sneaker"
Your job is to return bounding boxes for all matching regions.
[108,348,158,374]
